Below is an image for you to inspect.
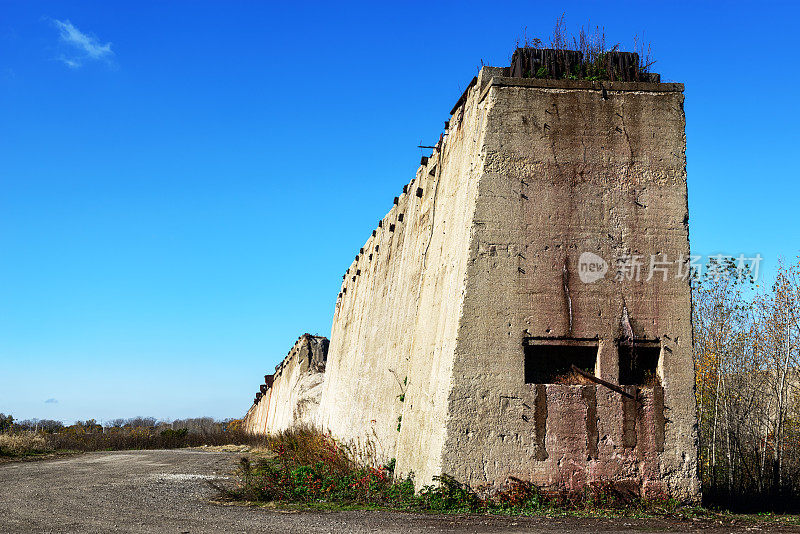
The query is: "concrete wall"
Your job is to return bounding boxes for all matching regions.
[439,75,698,500]
[315,76,486,467]
[244,66,699,501]
[244,334,328,435]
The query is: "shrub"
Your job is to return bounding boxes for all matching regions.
[418,474,483,512]
[486,477,542,513]
[220,427,415,507]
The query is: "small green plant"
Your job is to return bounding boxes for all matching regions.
[419,474,483,512]
[391,372,408,403]
[396,416,402,432]
[384,458,396,473]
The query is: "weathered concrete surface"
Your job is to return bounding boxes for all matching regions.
[315,71,487,469]
[438,74,698,500]
[244,334,328,435]
[245,65,699,501]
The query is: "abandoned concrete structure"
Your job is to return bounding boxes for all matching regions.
[243,334,328,435]
[245,51,699,501]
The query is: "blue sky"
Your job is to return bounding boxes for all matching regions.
[1,1,798,424]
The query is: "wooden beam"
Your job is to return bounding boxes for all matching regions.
[571,365,637,401]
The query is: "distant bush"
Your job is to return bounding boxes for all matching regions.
[44,426,259,452]
[0,415,261,456]
[0,413,14,432]
[14,419,64,433]
[160,428,188,439]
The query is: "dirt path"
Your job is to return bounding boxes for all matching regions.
[0,449,797,533]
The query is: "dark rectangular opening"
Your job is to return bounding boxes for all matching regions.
[618,342,660,386]
[524,341,598,384]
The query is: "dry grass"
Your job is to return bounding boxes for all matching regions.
[191,444,253,453]
[0,427,265,458]
[552,369,597,385]
[44,428,261,452]
[0,432,54,455]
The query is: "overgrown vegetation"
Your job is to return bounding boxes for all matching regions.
[0,415,256,458]
[213,427,696,517]
[512,15,656,81]
[693,257,800,512]
[213,427,414,507]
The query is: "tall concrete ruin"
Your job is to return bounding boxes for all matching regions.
[243,334,328,435]
[245,51,700,501]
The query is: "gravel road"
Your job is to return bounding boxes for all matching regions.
[1,449,798,533]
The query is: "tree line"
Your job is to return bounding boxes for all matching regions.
[693,257,800,511]
[0,415,243,435]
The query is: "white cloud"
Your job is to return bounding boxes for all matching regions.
[59,56,81,69]
[51,19,113,68]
